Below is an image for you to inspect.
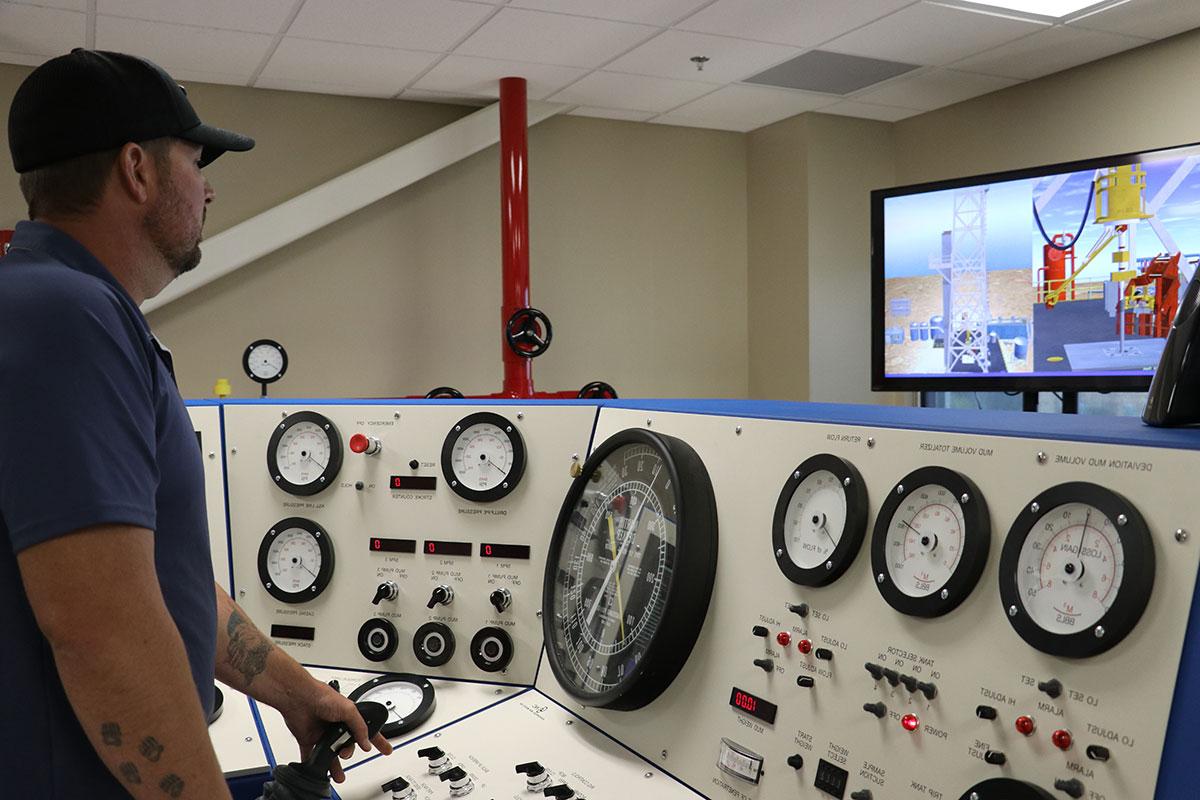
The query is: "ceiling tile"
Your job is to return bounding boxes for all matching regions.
[255,77,401,98]
[819,99,924,121]
[261,38,438,96]
[412,54,587,100]
[568,106,658,121]
[7,0,85,10]
[456,7,656,68]
[402,88,492,106]
[288,0,495,51]
[676,0,917,48]
[0,3,84,57]
[606,29,801,84]
[824,1,1047,66]
[1067,0,1200,40]
[97,0,297,34]
[96,16,273,80]
[509,0,710,26]
[656,83,835,131]
[951,24,1147,79]
[549,71,714,112]
[852,67,1019,110]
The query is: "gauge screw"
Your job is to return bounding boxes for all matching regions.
[940,589,949,600]
[960,493,970,504]
[1117,514,1127,526]
[1036,451,1047,464]
[1008,605,1019,617]
[876,573,886,584]
[1094,625,1106,638]
[1177,529,1189,543]
[775,548,784,558]
[844,476,852,487]
[1031,502,1040,514]
[896,484,905,495]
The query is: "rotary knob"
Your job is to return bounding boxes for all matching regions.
[490,588,512,613]
[427,585,454,609]
[984,750,1007,766]
[372,581,398,605]
[417,746,449,773]
[439,766,474,796]
[515,761,551,790]
[381,776,413,800]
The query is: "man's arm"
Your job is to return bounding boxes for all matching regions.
[18,524,233,800]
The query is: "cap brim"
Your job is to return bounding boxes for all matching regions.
[180,122,255,167]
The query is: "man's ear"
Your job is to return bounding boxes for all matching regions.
[113,142,155,205]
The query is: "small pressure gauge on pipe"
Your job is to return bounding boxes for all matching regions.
[243,338,287,397]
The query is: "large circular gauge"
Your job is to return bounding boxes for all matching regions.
[772,453,868,586]
[347,674,436,739]
[267,411,343,496]
[871,466,990,617]
[542,428,718,711]
[958,778,1054,800]
[243,338,287,384]
[441,412,526,502]
[257,517,335,603]
[999,482,1154,658]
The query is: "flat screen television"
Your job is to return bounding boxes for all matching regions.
[871,141,1200,393]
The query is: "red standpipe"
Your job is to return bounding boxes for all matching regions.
[499,77,534,398]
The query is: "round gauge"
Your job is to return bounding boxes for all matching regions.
[257,517,335,604]
[440,412,526,502]
[243,339,287,384]
[958,778,1053,800]
[347,673,436,739]
[542,428,718,711]
[772,453,868,586]
[266,411,343,496]
[871,466,990,617]
[999,482,1154,658]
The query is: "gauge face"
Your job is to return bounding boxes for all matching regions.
[772,454,868,586]
[243,339,287,383]
[542,428,718,711]
[871,466,990,617]
[440,412,526,502]
[257,517,335,604]
[1000,482,1154,658]
[347,673,436,739]
[266,411,343,496]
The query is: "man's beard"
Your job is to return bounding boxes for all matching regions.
[144,188,203,277]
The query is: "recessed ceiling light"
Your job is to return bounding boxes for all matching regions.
[956,0,1110,17]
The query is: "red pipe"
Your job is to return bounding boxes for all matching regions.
[499,77,533,398]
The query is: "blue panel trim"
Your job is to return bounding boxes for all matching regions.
[1156,561,1200,797]
[248,698,277,769]
[218,404,236,592]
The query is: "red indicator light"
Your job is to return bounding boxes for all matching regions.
[349,433,369,453]
[1015,715,1036,736]
[776,632,792,647]
[901,713,920,732]
[1052,729,1073,751]
[797,639,813,655]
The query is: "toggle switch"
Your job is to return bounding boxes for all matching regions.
[372,581,398,605]
[787,602,810,618]
[752,625,769,637]
[1053,778,1084,798]
[1086,745,1110,762]
[438,766,474,796]
[864,663,885,680]
[543,785,576,799]
[899,675,918,692]
[349,433,382,456]
[796,676,815,688]
[381,776,414,800]
[976,705,998,720]
[753,658,774,673]
[814,648,834,661]
[787,754,804,770]
[1038,678,1063,699]
[850,790,873,800]
[984,750,1007,766]
[417,746,449,773]
[516,761,551,791]
[863,702,887,719]
[490,588,512,613]
[427,585,454,609]
[882,668,900,687]
[917,681,938,700]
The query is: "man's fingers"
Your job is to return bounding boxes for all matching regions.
[330,759,346,784]
[372,731,394,755]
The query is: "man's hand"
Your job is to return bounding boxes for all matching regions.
[280,679,392,783]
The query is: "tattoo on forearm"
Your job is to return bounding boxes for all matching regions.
[159,774,185,798]
[139,735,165,763]
[119,762,141,785]
[226,609,272,686]
[101,722,122,747]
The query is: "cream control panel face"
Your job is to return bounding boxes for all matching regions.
[535,408,1200,800]
[188,404,232,593]
[224,403,596,684]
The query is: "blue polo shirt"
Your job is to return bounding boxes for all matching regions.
[0,221,216,797]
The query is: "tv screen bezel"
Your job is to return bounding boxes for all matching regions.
[870,140,1200,393]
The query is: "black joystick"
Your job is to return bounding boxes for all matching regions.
[258,702,387,800]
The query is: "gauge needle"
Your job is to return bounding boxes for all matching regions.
[305,452,327,470]
[586,507,640,627]
[900,519,920,535]
[606,512,628,641]
[297,559,316,578]
[485,457,504,472]
[818,516,837,547]
[1077,511,1091,560]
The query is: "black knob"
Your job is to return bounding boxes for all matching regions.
[752,625,769,637]
[417,747,444,760]
[372,582,397,605]
[787,754,804,770]
[1053,778,1085,798]
[427,585,453,609]
[438,766,467,783]
[490,588,512,613]
[863,701,887,718]
[544,785,576,799]
[814,648,834,661]
[516,761,546,776]
[976,705,998,720]
[1085,745,1110,762]
[355,481,364,491]
[409,459,420,470]
[1039,678,1063,699]
[917,681,938,700]
[381,776,411,792]
[899,674,918,692]
[882,668,900,686]
[984,750,1007,765]
[787,602,810,618]
[850,791,873,800]
[796,676,815,688]
[864,662,885,680]
[327,679,340,693]
[753,658,774,672]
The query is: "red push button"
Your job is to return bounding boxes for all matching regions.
[797,639,813,655]
[901,713,920,732]
[349,433,381,455]
[776,632,792,647]
[1015,715,1036,736]
[1052,729,1073,751]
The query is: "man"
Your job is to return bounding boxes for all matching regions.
[0,50,391,798]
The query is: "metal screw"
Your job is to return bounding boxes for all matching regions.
[867,437,876,448]
[735,426,742,435]
[1036,451,1047,464]
[646,418,653,427]
[825,561,833,570]
[1031,502,1040,514]
[565,719,574,726]
[1117,514,1127,527]
[282,411,287,418]
[844,477,851,487]
[940,589,949,600]
[1095,625,1106,638]
[1177,529,1189,543]
[394,412,400,419]
[646,770,656,778]
[896,484,905,495]
[660,750,668,760]
[208,451,216,459]
[517,412,524,420]
[232,447,238,455]
[794,471,801,480]
[238,590,246,598]
[876,573,885,584]
[1008,605,1018,617]
[960,493,970,504]
[776,548,784,558]
[572,453,580,461]
[245,736,253,743]
[494,688,503,695]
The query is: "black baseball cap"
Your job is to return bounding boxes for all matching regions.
[8,48,254,173]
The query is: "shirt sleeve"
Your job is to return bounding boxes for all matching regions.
[0,277,159,553]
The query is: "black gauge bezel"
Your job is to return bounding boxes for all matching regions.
[208,685,224,726]
[999,482,1155,658]
[266,411,343,497]
[469,626,515,673]
[871,466,991,617]
[347,673,436,739]
[242,338,288,384]
[541,427,719,711]
[257,517,336,604]
[958,778,1054,800]
[440,412,527,503]
[413,622,456,667]
[772,453,868,587]
[357,618,400,663]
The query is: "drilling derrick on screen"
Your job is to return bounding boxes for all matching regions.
[947,187,990,372]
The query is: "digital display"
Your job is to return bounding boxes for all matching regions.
[729,687,777,725]
[480,542,531,560]
[370,537,416,554]
[389,475,437,491]
[270,624,315,641]
[815,759,849,799]
[424,540,472,557]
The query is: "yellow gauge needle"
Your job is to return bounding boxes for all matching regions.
[606,512,627,641]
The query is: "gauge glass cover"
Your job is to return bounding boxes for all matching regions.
[247,344,284,381]
[441,413,526,502]
[347,674,436,739]
[257,517,335,603]
[884,483,967,598]
[267,411,343,496]
[772,454,868,587]
[784,470,847,569]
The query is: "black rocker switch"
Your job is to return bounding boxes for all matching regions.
[864,662,885,680]
[796,676,815,688]
[427,585,454,609]
[787,602,810,618]
[372,581,398,605]
[1086,745,1111,762]
[753,658,774,672]
[1053,778,1085,798]
[1039,678,1063,699]
[863,702,887,718]
[984,750,1007,766]
[899,674,919,692]
[882,668,900,686]
[787,754,805,770]
[976,705,998,720]
[814,648,834,661]
[490,588,512,613]
[850,790,873,800]
[752,625,770,637]
[917,681,938,700]
[544,785,576,799]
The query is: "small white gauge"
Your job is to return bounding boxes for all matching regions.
[785,470,846,568]
[348,674,436,739]
[441,412,526,502]
[267,411,343,496]
[257,518,335,603]
[772,454,868,586]
[243,339,287,397]
[885,483,966,598]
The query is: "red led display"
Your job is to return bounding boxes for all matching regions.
[480,542,531,560]
[389,475,437,491]
[369,537,416,554]
[425,540,472,557]
[729,686,777,725]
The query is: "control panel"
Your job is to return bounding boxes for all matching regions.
[188,403,233,592]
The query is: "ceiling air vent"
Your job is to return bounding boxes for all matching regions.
[744,50,918,95]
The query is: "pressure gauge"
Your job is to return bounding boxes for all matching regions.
[243,338,287,389]
[542,428,718,711]
[347,673,436,739]
[999,482,1154,657]
[871,466,990,617]
[441,412,526,502]
[257,517,335,604]
[267,411,343,496]
[772,453,868,586]
[957,778,1054,800]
